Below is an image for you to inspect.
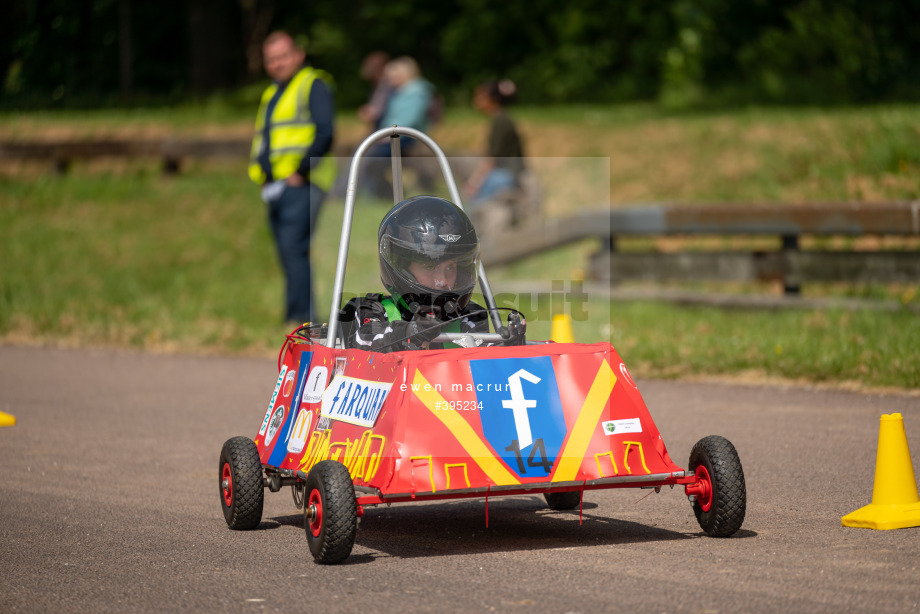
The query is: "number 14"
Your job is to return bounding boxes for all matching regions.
[504,438,552,474]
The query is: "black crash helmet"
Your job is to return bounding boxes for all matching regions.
[378,195,480,315]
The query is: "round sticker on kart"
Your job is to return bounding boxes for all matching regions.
[281,370,297,398]
[265,404,286,446]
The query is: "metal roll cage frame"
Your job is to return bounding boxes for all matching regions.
[324,125,503,347]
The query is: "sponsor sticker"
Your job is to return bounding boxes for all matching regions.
[259,365,288,436]
[334,356,347,377]
[302,366,329,404]
[265,404,286,446]
[287,409,313,454]
[602,417,642,435]
[281,370,297,398]
[320,376,392,428]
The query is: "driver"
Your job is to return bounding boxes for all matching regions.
[340,195,491,352]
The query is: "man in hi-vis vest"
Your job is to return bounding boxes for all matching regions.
[250,31,336,325]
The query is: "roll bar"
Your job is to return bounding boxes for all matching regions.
[325,126,502,347]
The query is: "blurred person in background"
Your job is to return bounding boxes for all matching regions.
[365,56,436,199]
[249,31,336,325]
[463,79,525,206]
[377,56,435,145]
[357,51,392,133]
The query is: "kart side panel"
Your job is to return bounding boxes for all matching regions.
[255,341,683,497]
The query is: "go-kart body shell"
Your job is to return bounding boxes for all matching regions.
[256,338,691,505]
[219,126,744,562]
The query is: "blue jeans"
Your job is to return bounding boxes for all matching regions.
[267,183,324,324]
[471,167,516,209]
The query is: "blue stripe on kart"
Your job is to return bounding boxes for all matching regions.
[268,351,312,467]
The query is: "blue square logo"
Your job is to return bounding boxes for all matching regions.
[470,356,566,478]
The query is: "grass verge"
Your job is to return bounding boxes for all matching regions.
[1,104,918,391]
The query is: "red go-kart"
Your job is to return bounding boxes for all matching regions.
[219,127,746,564]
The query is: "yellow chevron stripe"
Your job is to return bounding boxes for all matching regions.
[552,359,617,482]
[413,370,520,486]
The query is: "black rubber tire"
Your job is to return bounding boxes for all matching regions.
[304,461,357,564]
[544,490,582,510]
[689,435,746,537]
[219,436,264,530]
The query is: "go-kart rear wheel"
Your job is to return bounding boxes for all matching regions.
[687,435,746,537]
[544,491,582,510]
[219,436,264,530]
[304,461,357,564]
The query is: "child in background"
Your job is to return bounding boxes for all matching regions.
[463,79,525,206]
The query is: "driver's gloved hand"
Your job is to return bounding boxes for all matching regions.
[406,318,442,346]
[501,312,526,346]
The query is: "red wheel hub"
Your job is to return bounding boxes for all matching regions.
[222,462,233,506]
[685,464,713,512]
[308,489,323,537]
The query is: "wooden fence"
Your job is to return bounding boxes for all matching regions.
[3,139,918,296]
[0,138,250,174]
[480,202,920,295]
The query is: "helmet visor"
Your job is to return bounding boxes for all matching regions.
[380,234,480,296]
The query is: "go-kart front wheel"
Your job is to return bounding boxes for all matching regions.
[304,461,357,564]
[219,436,264,530]
[686,435,746,537]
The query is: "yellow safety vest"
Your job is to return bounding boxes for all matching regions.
[249,67,337,191]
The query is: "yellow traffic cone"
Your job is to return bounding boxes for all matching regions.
[0,411,16,427]
[550,314,575,343]
[842,413,920,530]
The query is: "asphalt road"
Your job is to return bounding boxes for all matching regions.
[1,346,919,613]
